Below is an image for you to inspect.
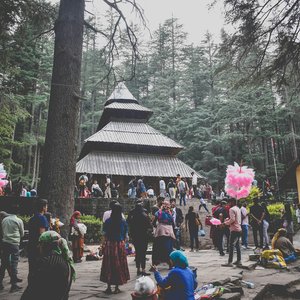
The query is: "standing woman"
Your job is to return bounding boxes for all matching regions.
[69,211,84,263]
[185,206,201,252]
[152,201,176,268]
[282,203,294,243]
[100,203,130,294]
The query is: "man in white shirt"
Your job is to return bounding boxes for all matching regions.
[222,198,242,267]
[159,178,166,197]
[191,172,197,197]
[0,212,24,292]
[241,202,250,249]
[104,175,112,198]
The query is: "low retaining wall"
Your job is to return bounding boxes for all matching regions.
[0,196,156,218]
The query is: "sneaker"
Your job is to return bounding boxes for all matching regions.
[10,285,22,293]
[222,262,234,267]
[241,245,247,250]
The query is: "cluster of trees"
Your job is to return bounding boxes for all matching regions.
[1,0,299,196]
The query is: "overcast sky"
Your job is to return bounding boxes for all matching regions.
[51,0,229,44]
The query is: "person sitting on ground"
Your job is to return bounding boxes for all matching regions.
[21,231,75,300]
[271,228,297,263]
[151,250,197,300]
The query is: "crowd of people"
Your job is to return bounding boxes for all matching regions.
[74,172,215,203]
[0,178,299,299]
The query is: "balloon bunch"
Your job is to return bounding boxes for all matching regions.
[225,162,255,199]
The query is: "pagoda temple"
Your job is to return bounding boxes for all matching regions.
[76,83,201,196]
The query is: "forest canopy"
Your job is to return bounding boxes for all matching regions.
[0,0,299,192]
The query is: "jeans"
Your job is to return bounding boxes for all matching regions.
[173,228,182,250]
[0,242,20,284]
[216,227,225,255]
[199,203,209,213]
[189,229,199,250]
[179,192,186,206]
[263,220,269,246]
[228,231,241,263]
[241,224,248,247]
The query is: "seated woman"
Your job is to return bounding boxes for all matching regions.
[272,228,297,263]
[151,250,197,300]
[21,231,75,300]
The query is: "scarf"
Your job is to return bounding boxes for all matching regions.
[39,231,76,281]
[169,250,189,268]
[70,211,81,226]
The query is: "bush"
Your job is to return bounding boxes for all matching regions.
[267,203,284,219]
[18,214,103,244]
[81,215,103,244]
[18,215,31,229]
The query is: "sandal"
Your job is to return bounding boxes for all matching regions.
[104,288,112,294]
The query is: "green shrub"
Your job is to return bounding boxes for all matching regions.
[18,214,103,244]
[18,215,31,229]
[81,215,103,244]
[267,203,284,219]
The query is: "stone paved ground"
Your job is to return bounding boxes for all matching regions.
[1,199,300,299]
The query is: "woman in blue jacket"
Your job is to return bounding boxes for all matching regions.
[151,250,197,300]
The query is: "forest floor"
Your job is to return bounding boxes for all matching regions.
[1,199,300,299]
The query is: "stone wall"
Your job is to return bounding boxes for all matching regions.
[0,196,156,217]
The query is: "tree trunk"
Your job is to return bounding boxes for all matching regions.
[39,0,85,236]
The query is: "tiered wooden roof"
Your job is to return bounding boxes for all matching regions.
[76,83,201,178]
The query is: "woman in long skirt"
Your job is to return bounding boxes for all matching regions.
[100,203,130,294]
[152,201,175,268]
[70,211,85,263]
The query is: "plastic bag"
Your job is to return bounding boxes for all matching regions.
[198,228,205,237]
[134,276,156,295]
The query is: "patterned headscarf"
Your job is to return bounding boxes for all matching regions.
[39,231,76,281]
[169,250,189,268]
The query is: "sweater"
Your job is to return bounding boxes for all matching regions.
[154,267,197,300]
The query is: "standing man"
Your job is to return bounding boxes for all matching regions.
[250,198,265,250]
[222,198,242,267]
[27,199,49,280]
[191,172,197,197]
[159,178,166,197]
[170,199,184,250]
[241,202,250,250]
[127,201,152,276]
[104,175,112,198]
[0,211,24,292]
[178,178,186,206]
